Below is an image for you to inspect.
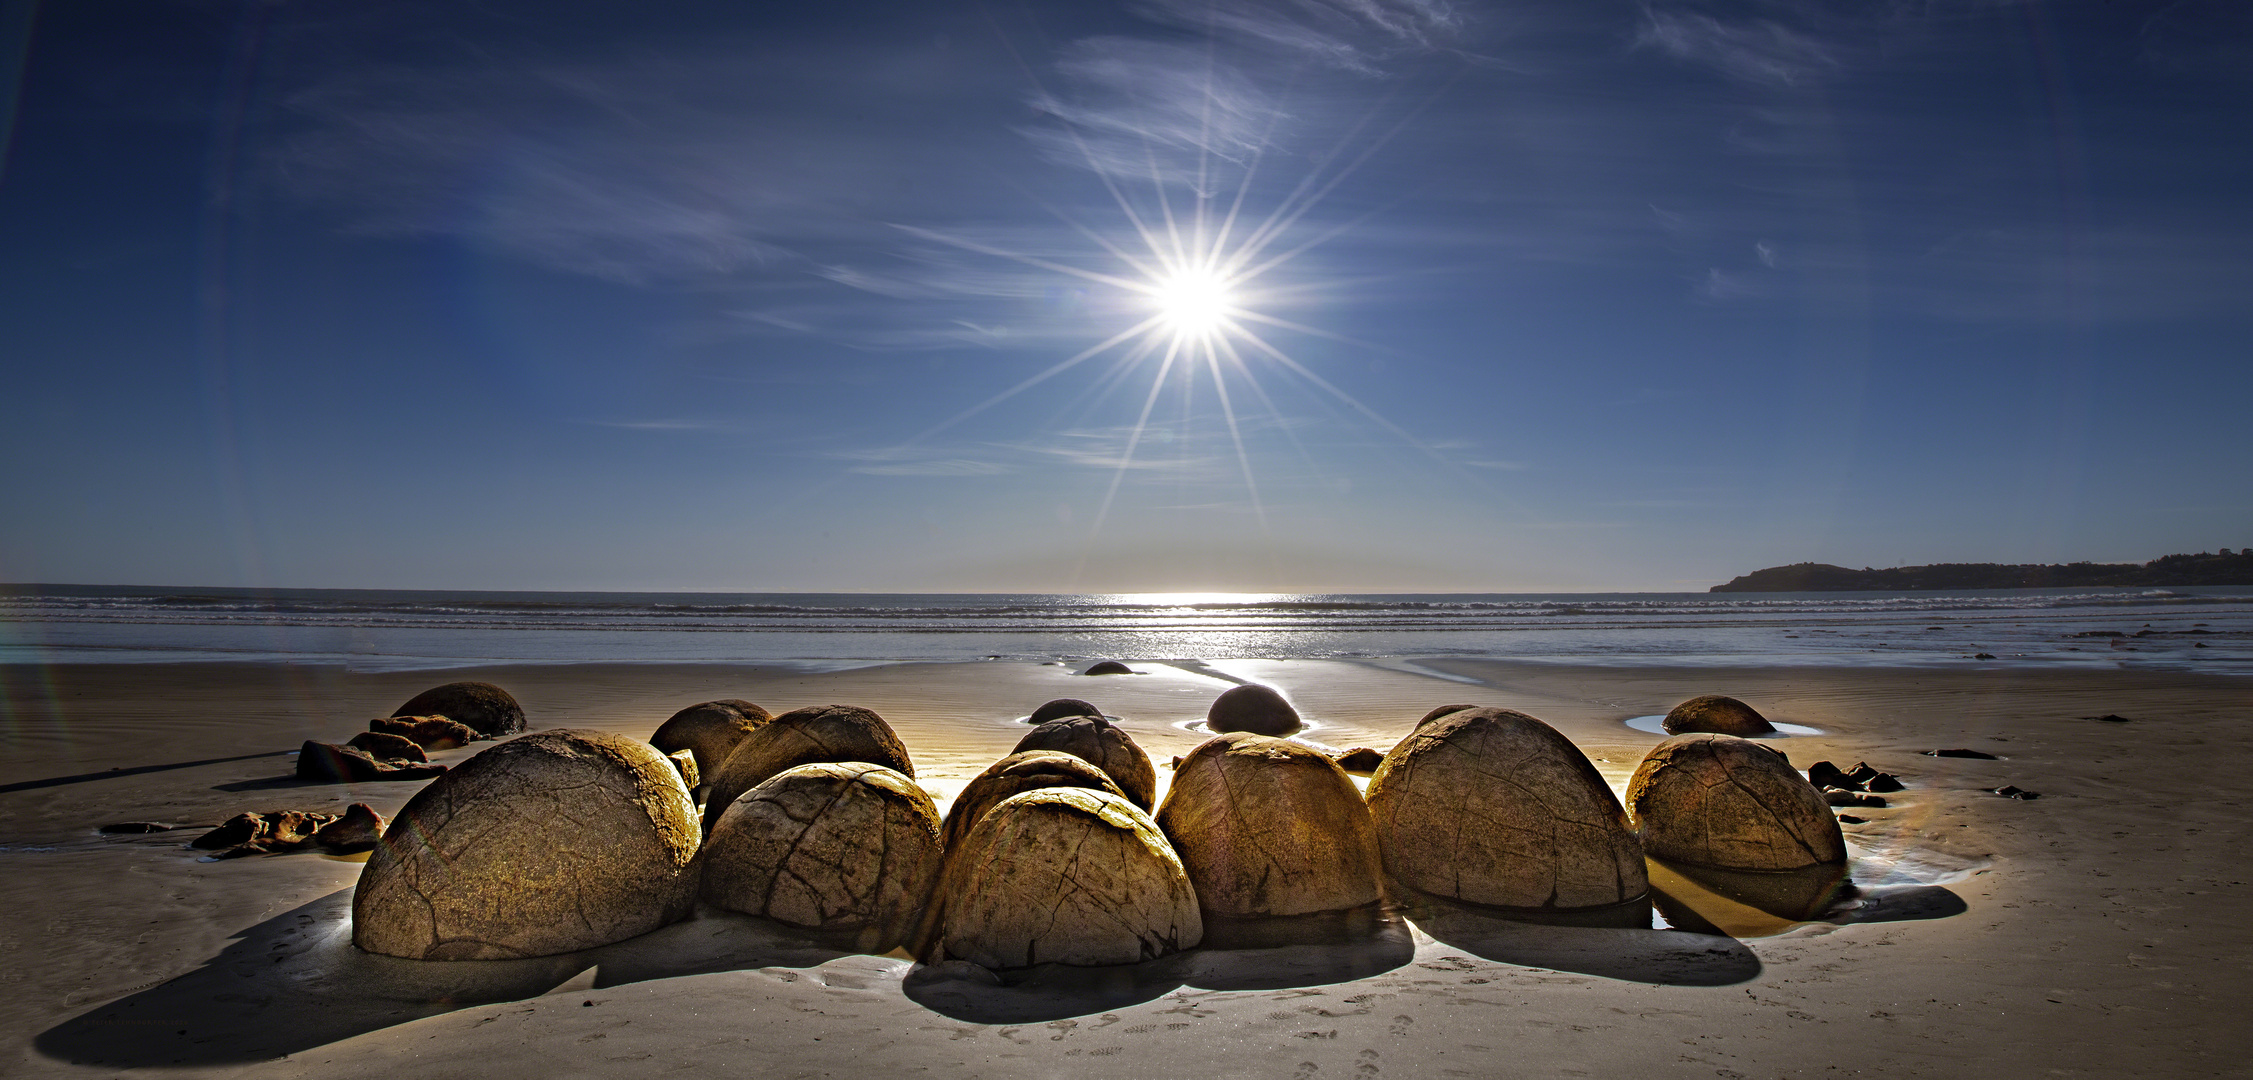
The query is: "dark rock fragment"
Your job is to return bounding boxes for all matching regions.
[1972,653,1997,660]
[1331,747,1385,774]
[1924,748,1999,759]
[1836,815,1867,824]
[2084,714,2133,723]
[1081,661,1135,675]
[370,715,479,750]
[1807,760,1853,790]
[296,741,448,782]
[1992,786,2041,800]
[1863,772,1905,793]
[346,731,429,762]
[191,804,389,857]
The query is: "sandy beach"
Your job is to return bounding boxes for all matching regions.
[4,656,2250,1078]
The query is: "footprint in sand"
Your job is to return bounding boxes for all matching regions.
[1389,1015,1414,1036]
[1293,1063,1321,1080]
[1089,1013,1122,1029]
[1356,1048,1382,1076]
[995,1027,1033,1045]
[1048,1019,1077,1040]
[1123,1024,1160,1035]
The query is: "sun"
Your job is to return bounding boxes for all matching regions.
[1148,263,1237,339]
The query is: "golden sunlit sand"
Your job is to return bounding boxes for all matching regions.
[4,657,2249,1077]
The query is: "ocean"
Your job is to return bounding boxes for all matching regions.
[3,583,2248,673]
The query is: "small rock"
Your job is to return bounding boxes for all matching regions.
[309,803,388,853]
[1081,661,1135,676]
[346,731,429,762]
[1972,653,1997,660]
[296,741,448,782]
[369,715,479,751]
[193,807,383,857]
[665,749,699,790]
[1992,786,2041,800]
[1924,748,1999,759]
[1836,814,1867,824]
[2084,714,2133,723]
[1863,772,1905,793]
[1806,760,1854,790]
[1822,788,1888,808]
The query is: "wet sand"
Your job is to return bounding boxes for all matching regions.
[3,657,2249,1077]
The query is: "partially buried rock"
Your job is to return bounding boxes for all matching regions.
[701,705,914,834]
[353,729,700,960]
[1206,684,1301,737]
[650,699,772,786]
[296,741,447,782]
[1925,748,1999,759]
[1626,733,1846,872]
[192,803,387,858]
[1822,788,1887,809]
[1366,707,1646,912]
[1156,733,1381,919]
[391,681,525,738]
[941,751,1123,853]
[1806,760,1853,790]
[1012,714,1156,812]
[701,762,942,954]
[1662,695,1776,737]
[370,715,477,751]
[920,788,1201,969]
[1026,698,1101,725]
[346,731,428,763]
[1081,661,1135,676]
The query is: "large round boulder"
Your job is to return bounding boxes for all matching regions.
[941,750,1124,853]
[701,762,943,953]
[1011,714,1156,811]
[1026,698,1101,725]
[1366,707,1646,912]
[391,681,525,738]
[1081,661,1135,676]
[1206,684,1300,736]
[352,729,699,960]
[1625,733,1845,871]
[1662,694,1776,737]
[921,788,1201,969]
[651,699,772,784]
[702,705,913,834]
[1156,733,1381,919]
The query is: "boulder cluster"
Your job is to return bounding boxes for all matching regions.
[345,683,1858,967]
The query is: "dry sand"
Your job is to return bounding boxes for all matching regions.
[3,657,2249,1077]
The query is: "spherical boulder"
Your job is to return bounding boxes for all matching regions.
[1206,684,1301,736]
[702,705,913,834]
[1156,733,1381,918]
[942,751,1124,853]
[352,729,699,960]
[1081,661,1135,676]
[391,681,525,738]
[1662,694,1776,737]
[921,788,1201,969]
[1026,698,1101,725]
[1625,733,1844,871]
[1366,707,1646,911]
[1011,714,1156,811]
[1417,703,1480,726]
[701,762,943,953]
[651,699,772,784]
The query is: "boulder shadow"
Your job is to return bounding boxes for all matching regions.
[1183,907,1416,991]
[1400,894,1762,987]
[35,890,851,1069]
[903,956,1186,1024]
[1823,883,1967,924]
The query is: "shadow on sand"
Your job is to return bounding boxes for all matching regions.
[35,889,853,1069]
[1400,894,1765,987]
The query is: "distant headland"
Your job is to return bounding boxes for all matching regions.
[1710,549,2253,592]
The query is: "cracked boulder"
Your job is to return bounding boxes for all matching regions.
[1662,694,1776,737]
[1205,684,1301,736]
[346,731,428,762]
[1156,733,1381,919]
[920,788,1201,969]
[370,715,477,751]
[1625,733,1846,872]
[352,729,701,960]
[296,741,447,782]
[941,751,1124,854]
[702,705,914,834]
[390,681,525,738]
[651,699,772,787]
[701,762,942,953]
[1011,714,1156,812]
[1366,707,1647,911]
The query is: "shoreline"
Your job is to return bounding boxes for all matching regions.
[4,657,2250,1076]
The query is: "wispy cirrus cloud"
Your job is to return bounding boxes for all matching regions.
[1634,8,1844,87]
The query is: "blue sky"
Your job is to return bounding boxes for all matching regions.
[2,0,2248,593]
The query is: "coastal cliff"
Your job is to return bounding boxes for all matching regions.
[1710,549,2253,592]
